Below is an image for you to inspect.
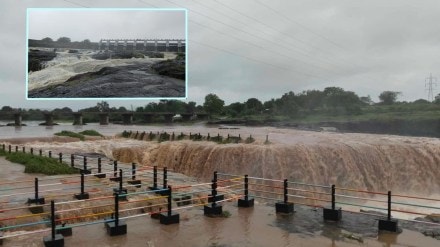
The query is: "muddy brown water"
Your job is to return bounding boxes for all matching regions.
[0,158,439,247]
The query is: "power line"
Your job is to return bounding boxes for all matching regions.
[138,0,159,8]
[189,39,290,72]
[161,0,344,73]
[63,0,89,8]
[189,20,337,76]
[211,0,347,69]
[254,0,344,50]
[425,73,437,102]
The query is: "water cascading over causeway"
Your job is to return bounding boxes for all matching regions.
[112,136,440,196]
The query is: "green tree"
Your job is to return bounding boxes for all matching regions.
[379,91,401,105]
[244,98,263,115]
[297,90,325,111]
[203,93,224,115]
[434,93,440,104]
[360,95,373,105]
[186,101,197,113]
[42,37,53,43]
[97,101,110,112]
[227,102,245,117]
[1,106,14,112]
[57,37,71,43]
[276,91,299,117]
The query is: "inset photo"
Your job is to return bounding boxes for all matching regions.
[26,8,187,99]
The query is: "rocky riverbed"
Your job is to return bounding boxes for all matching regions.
[28,62,185,98]
[27,49,185,98]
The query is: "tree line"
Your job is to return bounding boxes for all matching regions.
[1,88,439,121]
[29,37,98,49]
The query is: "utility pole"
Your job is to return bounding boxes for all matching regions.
[425,73,437,102]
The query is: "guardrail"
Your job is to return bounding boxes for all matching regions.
[0,143,439,246]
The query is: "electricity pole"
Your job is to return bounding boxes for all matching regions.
[425,73,437,102]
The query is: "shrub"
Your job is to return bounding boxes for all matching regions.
[79,130,103,137]
[54,130,85,140]
[0,149,78,175]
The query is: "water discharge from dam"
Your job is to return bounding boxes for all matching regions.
[27,49,173,90]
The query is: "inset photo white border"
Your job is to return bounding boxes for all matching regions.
[26,8,188,100]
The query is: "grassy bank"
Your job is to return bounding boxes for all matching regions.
[0,149,78,175]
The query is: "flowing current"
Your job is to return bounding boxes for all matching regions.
[27,49,171,90]
[4,124,439,197]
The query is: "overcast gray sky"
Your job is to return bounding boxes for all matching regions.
[28,9,185,42]
[1,0,440,110]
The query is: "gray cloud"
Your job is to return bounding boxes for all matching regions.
[1,0,440,111]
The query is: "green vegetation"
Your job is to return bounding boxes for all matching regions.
[0,149,78,175]
[54,130,104,140]
[2,86,440,137]
[78,130,103,137]
[54,130,85,140]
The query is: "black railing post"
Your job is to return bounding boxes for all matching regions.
[8,145,11,153]
[119,169,123,191]
[238,174,254,207]
[83,156,88,171]
[163,167,168,189]
[331,184,336,210]
[153,166,158,188]
[113,160,118,178]
[387,191,391,221]
[30,147,34,155]
[211,179,217,207]
[70,154,74,167]
[81,173,85,194]
[59,153,62,164]
[15,145,18,152]
[39,149,42,156]
[114,193,119,226]
[35,177,39,200]
[167,186,172,216]
[22,146,25,153]
[244,175,249,201]
[49,151,52,158]
[98,157,102,173]
[131,163,136,180]
[51,200,55,240]
[283,179,288,204]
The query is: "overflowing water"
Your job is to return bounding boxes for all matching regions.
[27,49,170,91]
[2,123,439,196]
[1,124,439,246]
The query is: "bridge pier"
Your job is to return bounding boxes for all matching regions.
[196,113,209,120]
[14,112,22,126]
[143,113,155,123]
[99,113,109,125]
[163,113,174,123]
[44,113,54,126]
[72,113,83,125]
[122,113,133,125]
[181,113,192,121]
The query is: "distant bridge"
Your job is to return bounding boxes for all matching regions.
[98,39,186,53]
[0,111,207,126]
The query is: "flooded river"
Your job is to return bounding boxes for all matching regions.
[0,123,439,246]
